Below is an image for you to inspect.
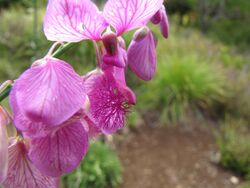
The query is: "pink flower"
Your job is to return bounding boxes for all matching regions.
[84,70,136,134]
[11,57,86,127]
[128,27,157,81]
[0,1,170,187]
[2,139,58,188]
[10,84,90,177]
[44,0,164,42]
[0,106,10,183]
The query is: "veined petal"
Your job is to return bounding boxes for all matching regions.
[128,27,157,81]
[44,0,108,42]
[85,71,136,134]
[0,106,10,183]
[10,84,50,136]
[14,57,86,126]
[103,0,163,35]
[2,140,58,188]
[28,121,89,177]
[82,115,101,139]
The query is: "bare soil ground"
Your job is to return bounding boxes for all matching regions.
[115,121,241,188]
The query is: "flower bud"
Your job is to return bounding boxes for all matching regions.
[102,30,118,55]
[151,5,169,39]
[151,9,162,24]
[160,6,169,39]
[128,27,157,81]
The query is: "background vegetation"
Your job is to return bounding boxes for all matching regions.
[0,0,250,187]
[62,141,122,188]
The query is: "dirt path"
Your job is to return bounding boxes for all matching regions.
[116,123,240,188]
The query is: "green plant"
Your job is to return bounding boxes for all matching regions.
[137,54,227,123]
[62,141,122,188]
[217,118,250,179]
[238,182,250,188]
[224,70,250,121]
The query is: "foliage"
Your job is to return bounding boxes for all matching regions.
[0,7,48,82]
[217,118,250,179]
[0,0,23,9]
[0,0,47,9]
[165,0,250,47]
[137,56,226,123]
[224,69,250,121]
[62,141,122,188]
[238,182,250,188]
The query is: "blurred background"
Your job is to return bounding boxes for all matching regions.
[0,0,250,188]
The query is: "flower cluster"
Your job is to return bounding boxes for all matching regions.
[0,0,168,187]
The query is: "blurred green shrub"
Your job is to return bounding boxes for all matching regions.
[137,55,227,123]
[127,110,143,129]
[224,69,250,121]
[217,118,250,179]
[62,141,122,188]
[238,182,250,188]
[0,7,50,82]
[0,0,47,9]
[165,0,250,47]
[0,8,35,57]
[0,0,23,9]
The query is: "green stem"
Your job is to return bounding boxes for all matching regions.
[52,42,77,58]
[0,42,77,103]
[0,83,12,102]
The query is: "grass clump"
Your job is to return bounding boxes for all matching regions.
[238,182,250,188]
[62,141,122,188]
[217,118,250,179]
[137,55,227,123]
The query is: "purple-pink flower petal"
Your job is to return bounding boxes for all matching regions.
[0,106,10,183]
[151,9,162,24]
[83,115,101,139]
[44,0,108,42]
[128,27,157,81]
[2,140,58,188]
[10,84,51,136]
[28,121,89,177]
[14,57,86,126]
[102,46,127,69]
[103,0,163,35]
[85,71,136,134]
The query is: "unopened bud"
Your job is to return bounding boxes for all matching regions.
[151,9,162,24]
[160,6,169,39]
[102,29,118,55]
[128,27,157,81]
[150,5,169,39]
[133,26,150,42]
